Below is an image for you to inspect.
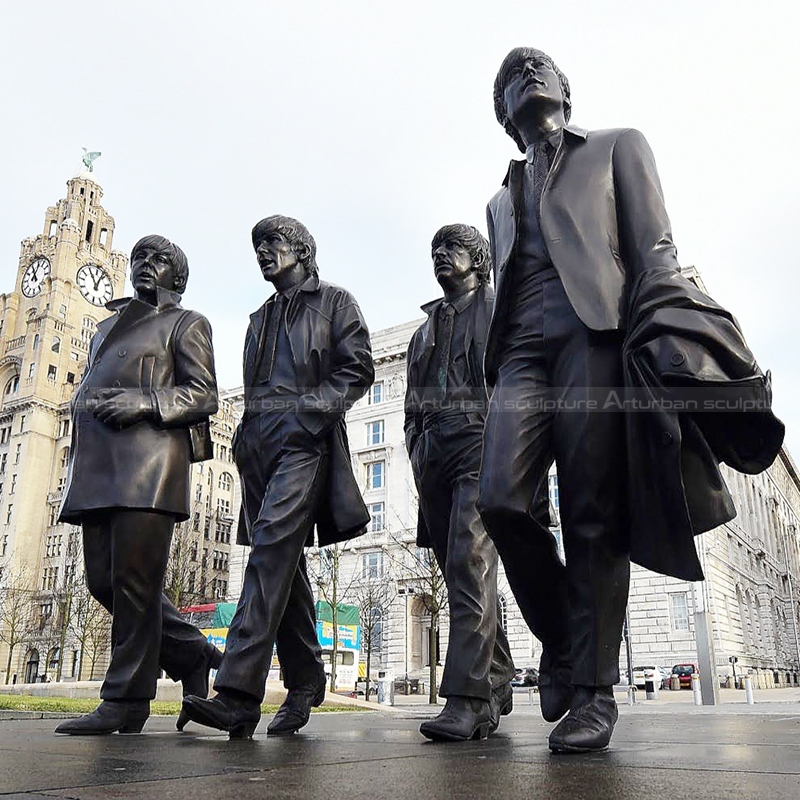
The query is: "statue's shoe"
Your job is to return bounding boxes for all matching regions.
[181,692,262,739]
[419,697,492,742]
[489,681,513,733]
[54,700,149,735]
[548,687,618,753]
[176,645,224,731]
[267,679,326,735]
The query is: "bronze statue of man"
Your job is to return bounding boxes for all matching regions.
[56,235,221,735]
[182,215,374,738]
[405,224,516,741]
[477,48,677,753]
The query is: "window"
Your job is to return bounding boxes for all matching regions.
[217,498,231,517]
[59,419,71,438]
[66,372,75,385]
[362,551,383,579]
[369,381,384,405]
[51,336,61,353]
[1,534,7,556]
[71,650,79,678]
[219,472,233,492]
[366,420,385,446]
[0,453,6,474]
[670,592,690,632]
[14,444,21,464]
[4,376,19,396]
[47,365,57,382]
[60,447,70,469]
[499,594,508,631]
[28,363,35,380]
[369,502,385,532]
[85,220,94,243]
[0,427,9,445]
[9,474,16,494]
[548,473,560,509]
[19,416,26,432]
[5,504,12,525]
[32,334,39,351]
[367,461,384,490]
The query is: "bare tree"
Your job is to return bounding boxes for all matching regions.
[308,543,360,692]
[164,509,208,608]
[67,580,109,680]
[0,565,37,684]
[386,529,448,703]
[347,565,395,701]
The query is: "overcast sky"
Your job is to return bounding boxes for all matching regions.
[2,1,798,453]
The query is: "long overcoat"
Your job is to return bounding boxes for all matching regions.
[236,274,374,547]
[59,288,218,523]
[623,266,784,581]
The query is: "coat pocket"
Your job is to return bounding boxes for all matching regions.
[139,355,156,392]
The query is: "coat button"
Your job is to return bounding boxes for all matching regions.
[112,380,122,388]
[661,430,673,445]
[118,349,127,357]
[670,352,685,366]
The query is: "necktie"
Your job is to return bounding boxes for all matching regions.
[256,293,285,384]
[436,303,456,394]
[530,142,551,224]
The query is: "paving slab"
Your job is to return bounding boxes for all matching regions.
[1,703,799,800]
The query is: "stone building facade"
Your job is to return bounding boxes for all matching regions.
[0,171,237,685]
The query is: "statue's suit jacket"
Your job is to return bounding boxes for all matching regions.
[485,124,680,386]
[60,288,218,523]
[236,274,374,547]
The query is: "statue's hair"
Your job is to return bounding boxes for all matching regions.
[251,215,318,277]
[431,224,492,286]
[493,47,572,153]
[131,234,189,294]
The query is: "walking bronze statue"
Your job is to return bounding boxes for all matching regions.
[477,47,784,753]
[182,215,374,738]
[56,235,221,735]
[405,224,515,741]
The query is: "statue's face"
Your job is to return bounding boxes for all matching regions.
[503,56,563,128]
[432,238,475,287]
[131,245,177,294]
[254,230,301,283]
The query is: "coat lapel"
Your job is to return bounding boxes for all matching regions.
[92,299,156,363]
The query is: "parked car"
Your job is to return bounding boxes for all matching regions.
[632,665,670,690]
[510,667,539,687]
[671,663,699,688]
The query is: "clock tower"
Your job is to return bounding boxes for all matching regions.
[0,169,128,681]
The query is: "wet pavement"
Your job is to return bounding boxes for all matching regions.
[1,700,799,800]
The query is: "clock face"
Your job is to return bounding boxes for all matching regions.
[76,264,113,306]
[21,257,51,297]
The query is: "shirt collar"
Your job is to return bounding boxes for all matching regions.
[525,128,563,164]
[445,287,478,314]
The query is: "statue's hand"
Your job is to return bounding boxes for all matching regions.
[93,388,154,429]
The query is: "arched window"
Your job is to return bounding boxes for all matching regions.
[498,593,508,632]
[4,376,19,396]
[24,649,40,684]
[51,337,61,353]
[81,317,96,343]
[32,334,39,351]
[60,447,70,469]
[219,472,233,492]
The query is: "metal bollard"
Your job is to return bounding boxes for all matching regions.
[626,684,637,705]
[670,675,681,691]
[743,674,755,705]
[691,673,702,705]
[644,669,659,700]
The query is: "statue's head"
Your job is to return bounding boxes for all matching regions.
[494,47,571,153]
[431,224,491,288]
[251,215,318,281]
[130,234,189,295]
